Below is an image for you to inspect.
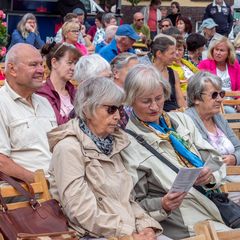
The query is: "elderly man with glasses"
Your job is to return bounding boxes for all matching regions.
[132,12,151,44]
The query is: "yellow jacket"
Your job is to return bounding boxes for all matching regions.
[170,58,199,92]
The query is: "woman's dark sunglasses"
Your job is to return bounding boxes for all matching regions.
[104,105,123,114]
[201,91,225,99]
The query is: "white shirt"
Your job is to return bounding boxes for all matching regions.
[0,81,57,174]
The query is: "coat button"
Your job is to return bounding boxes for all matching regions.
[98,197,102,201]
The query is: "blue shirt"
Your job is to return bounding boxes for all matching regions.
[98,39,136,62]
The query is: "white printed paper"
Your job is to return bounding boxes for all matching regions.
[169,168,203,193]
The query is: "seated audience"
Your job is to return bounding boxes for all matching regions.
[176,16,192,40]
[152,34,186,111]
[111,52,139,88]
[132,12,151,44]
[0,43,57,182]
[62,21,88,55]
[102,13,117,27]
[99,24,140,62]
[74,54,112,84]
[95,25,118,53]
[55,13,89,47]
[169,35,199,92]
[121,64,230,239]
[48,76,169,240]
[185,71,240,166]
[198,36,240,103]
[199,18,222,59]
[159,18,173,32]
[185,33,206,66]
[9,13,44,49]
[37,43,81,125]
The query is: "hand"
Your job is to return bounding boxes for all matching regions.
[194,167,214,186]
[162,192,186,212]
[133,228,156,240]
[223,155,236,166]
[81,25,86,35]
[25,23,34,32]
[235,105,240,112]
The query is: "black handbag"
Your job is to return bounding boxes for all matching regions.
[125,129,240,229]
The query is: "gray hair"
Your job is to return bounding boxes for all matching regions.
[187,71,222,107]
[124,64,171,106]
[104,25,118,42]
[102,13,116,25]
[74,77,125,120]
[74,54,111,83]
[110,52,138,71]
[17,13,38,38]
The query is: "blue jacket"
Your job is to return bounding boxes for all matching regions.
[98,39,135,62]
[9,29,45,49]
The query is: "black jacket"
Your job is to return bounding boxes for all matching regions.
[203,3,233,36]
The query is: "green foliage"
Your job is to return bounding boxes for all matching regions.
[126,0,142,6]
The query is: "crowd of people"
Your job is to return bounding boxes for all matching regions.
[1,0,240,239]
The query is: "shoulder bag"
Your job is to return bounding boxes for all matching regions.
[0,171,69,240]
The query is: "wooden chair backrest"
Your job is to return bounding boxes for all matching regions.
[221,91,240,113]
[220,166,240,193]
[222,113,240,138]
[0,170,51,210]
[194,220,240,240]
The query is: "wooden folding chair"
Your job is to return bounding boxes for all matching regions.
[220,166,240,193]
[0,169,51,210]
[194,220,240,240]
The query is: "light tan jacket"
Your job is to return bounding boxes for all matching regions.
[48,118,162,238]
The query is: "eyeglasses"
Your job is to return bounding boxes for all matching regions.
[70,29,80,33]
[136,18,144,22]
[103,105,123,114]
[162,24,170,27]
[201,91,225,99]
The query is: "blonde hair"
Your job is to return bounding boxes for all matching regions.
[234,32,240,49]
[17,13,38,39]
[208,36,236,65]
[62,21,80,41]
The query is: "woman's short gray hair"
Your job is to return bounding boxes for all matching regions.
[187,71,222,107]
[124,64,171,106]
[110,52,138,71]
[74,77,125,120]
[74,54,111,83]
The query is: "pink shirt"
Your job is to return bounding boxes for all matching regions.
[207,127,235,155]
[75,42,88,56]
[60,94,74,117]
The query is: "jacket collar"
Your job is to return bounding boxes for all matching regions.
[72,118,130,160]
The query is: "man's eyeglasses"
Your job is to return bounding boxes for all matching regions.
[103,105,123,114]
[201,91,225,99]
[136,18,144,22]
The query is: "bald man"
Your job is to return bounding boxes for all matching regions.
[132,12,151,44]
[0,43,57,182]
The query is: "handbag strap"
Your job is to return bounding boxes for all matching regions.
[125,129,180,173]
[125,128,206,195]
[0,171,38,210]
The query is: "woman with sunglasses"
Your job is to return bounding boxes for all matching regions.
[48,77,171,240]
[62,21,88,56]
[121,64,230,239]
[37,42,81,125]
[185,71,240,167]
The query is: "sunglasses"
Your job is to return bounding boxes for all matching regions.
[162,24,170,27]
[201,91,225,99]
[103,105,123,114]
[136,18,144,22]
